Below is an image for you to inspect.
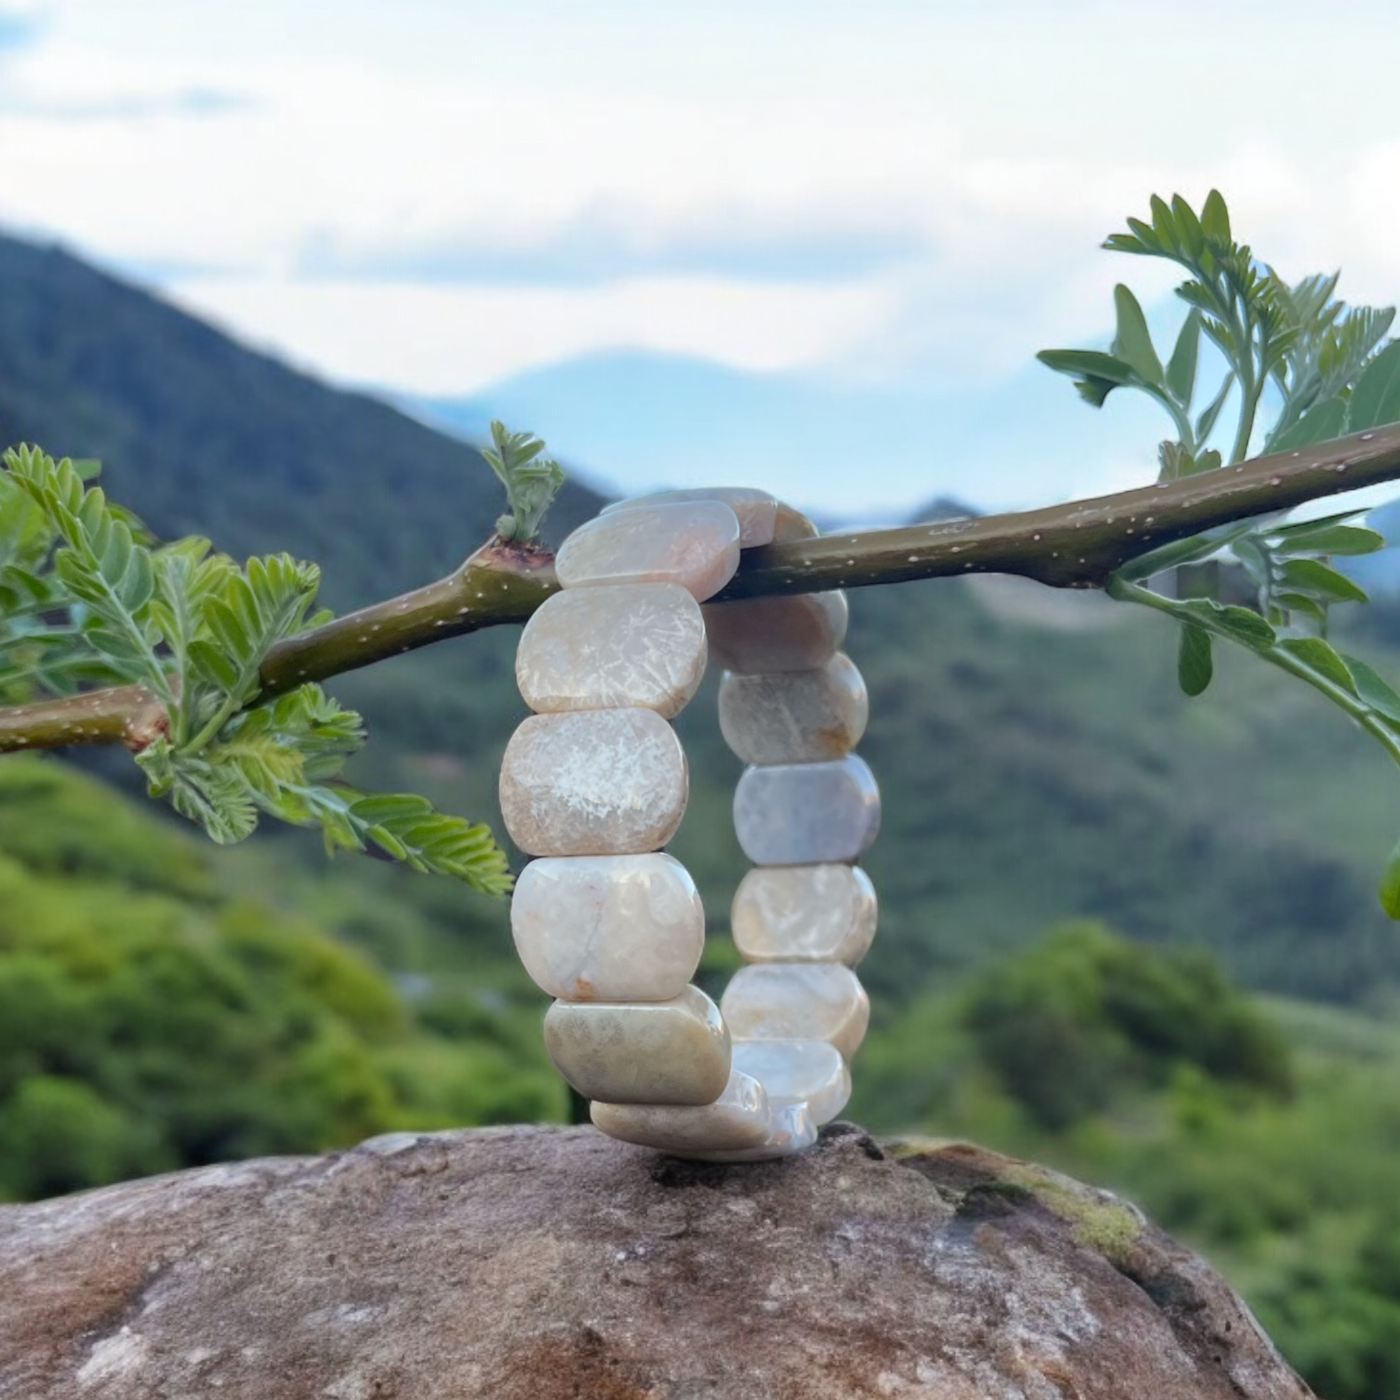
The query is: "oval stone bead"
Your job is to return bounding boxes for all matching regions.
[515,583,706,719]
[602,488,777,548]
[703,591,848,674]
[732,755,880,865]
[691,1101,818,1162]
[731,1039,851,1125]
[720,963,870,1059]
[511,854,704,1002]
[732,864,877,966]
[555,501,741,601]
[718,653,868,764]
[500,709,687,857]
[590,1069,772,1153]
[543,985,730,1105]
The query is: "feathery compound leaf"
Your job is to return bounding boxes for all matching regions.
[347,792,513,893]
[482,420,565,542]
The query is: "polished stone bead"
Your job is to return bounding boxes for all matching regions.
[718,653,868,764]
[515,583,706,719]
[732,755,880,865]
[731,864,877,966]
[543,985,730,1105]
[555,501,741,601]
[511,854,704,1002]
[590,1069,772,1152]
[703,591,848,674]
[602,488,777,548]
[691,1101,818,1162]
[500,709,687,857]
[720,963,870,1058]
[731,1039,851,1125]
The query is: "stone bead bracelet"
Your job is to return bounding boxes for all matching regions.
[500,488,879,1160]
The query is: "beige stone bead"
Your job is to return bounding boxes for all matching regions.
[511,854,704,1002]
[499,709,688,857]
[731,864,877,966]
[543,985,731,1105]
[555,501,741,601]
[702,591,848,674]
[732,755,880,866]
[731,1039,852,1125]
[718,653,868,764]
[690,1101,818,1162]
[721,963,870,1059]
[602,488,777,548]
[515,583,706,719]
[589,1069,773,1152]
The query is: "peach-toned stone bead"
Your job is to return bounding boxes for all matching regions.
[555,501,741,601]
[731,864,877,966]
[720,963,870,1059]
[602,488,777,548]
[691,1100,818,1162]
[590,1069,772,1152]
[731,1039,851,1125]
[718,653,868,764]
[703,591,848,674]
[732,755,880,865]
[515,583,706,719]
[500,709,687,857]
[511,854,704,1002]
[543,985,730,1105]
[772,503,819,542]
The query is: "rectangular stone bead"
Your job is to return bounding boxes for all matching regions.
[590,1069,772,1153]
[720,963,870,1059]
[731,1039,851,1126]
[515,583,707,719]
[602,488,778,548]
[499,709,688,857]
[732,755,879,865]
[555,501,741,601]
[703,591,848,674]
[732,864,877,967]
[718,653,868,764]
[511,854,704,1002]
[690,1101,818,1162]
[544,985,730,1105]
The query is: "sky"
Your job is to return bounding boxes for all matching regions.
[1,1,1399,517]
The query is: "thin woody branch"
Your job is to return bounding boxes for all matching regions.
[5,421,1400,755]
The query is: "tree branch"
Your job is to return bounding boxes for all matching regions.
[5,421,1400,755]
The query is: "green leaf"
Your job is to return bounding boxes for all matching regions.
[1269,397,1348,452]
[1271,522,1383,556]
[1347,340,1400,431]
[1177,624,1213,696]
[1200,190,1231,242]
[1274,592,1328,622]
[1379,832,1400,919]
[1279,557,1368,603]
[1170,195,1205,257]
[1343,655,1400,725]
[1111,284,1164,385]
[1036,349,1141,408]
[1194,373,1235,444]
[1278,637,1357,693]
[1165,310,1202,406]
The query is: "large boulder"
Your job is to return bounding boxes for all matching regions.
[0,1123,1311,1399]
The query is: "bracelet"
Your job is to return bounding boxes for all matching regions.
[499,488,879,1161]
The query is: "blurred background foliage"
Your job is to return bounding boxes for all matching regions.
[6,229,1400,1395]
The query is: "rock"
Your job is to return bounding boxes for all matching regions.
[0,1124,1313,1400]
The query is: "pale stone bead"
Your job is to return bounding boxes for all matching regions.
[731,864,877,966]
[515,583,706,719]
[718,653,868,764]
[590,1069,772,1152]
[720,963,870,1059]
[732,1039,852,1125]
[602,488,777,548]
[499,709,687,857]
[555,501,741,601]
[690,1101,818,1162]
[543,985,731,1105]
[511,854,703,1002]
[703,591,848,674]
[732,755,880,866]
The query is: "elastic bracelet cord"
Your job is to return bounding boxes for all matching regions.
[500,487,879,1161]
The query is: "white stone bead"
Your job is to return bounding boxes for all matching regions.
[690,1101,818,1162]
[720,963,870,1059]
[511,854,704,1002]
[556,501,741,601]
[732,1039,851,1125]
[590,1069,773,1152]
[732,755,880,866]
[703,591,848,674]
[499,709,688,857]
[515,583,707,719]
[718,653,868,764]
[732,864,877,967]
[602,489,778,548]
[543,985,731,1105]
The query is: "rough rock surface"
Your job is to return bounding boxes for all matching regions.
[0,1123,1312,1400]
